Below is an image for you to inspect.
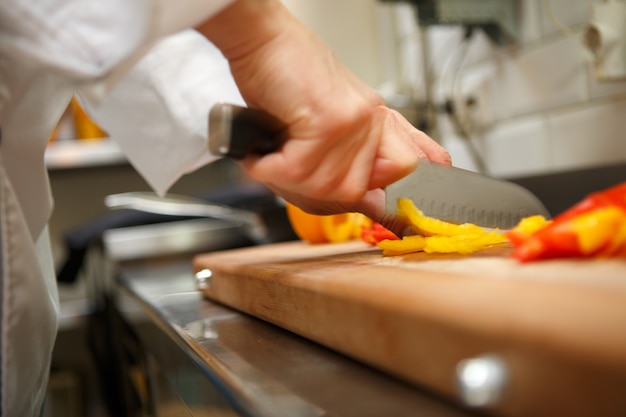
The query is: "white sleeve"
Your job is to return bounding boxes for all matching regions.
[0,0,234,80]
[1,0,239,195]
[81,30,245,195]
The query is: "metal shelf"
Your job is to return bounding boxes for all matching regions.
[45,139,127,170]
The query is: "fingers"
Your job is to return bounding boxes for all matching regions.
[241,102,378,204]
[254,107,449,239]
[367,107,451,190]
[241,129,375,204]
[242,105,450,209]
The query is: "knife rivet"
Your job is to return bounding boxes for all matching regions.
[195,269,212,289]
[456,354,508,408]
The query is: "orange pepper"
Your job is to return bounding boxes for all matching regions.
[70,97,107,140]
[286,203,327,244]
[285,202,371,244]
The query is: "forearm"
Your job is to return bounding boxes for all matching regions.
[196,0,380,126]
[196,0,289,61]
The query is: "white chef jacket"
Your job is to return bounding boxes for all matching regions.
[0,1,246,415]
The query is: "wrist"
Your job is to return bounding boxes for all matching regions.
[196,0,289,61]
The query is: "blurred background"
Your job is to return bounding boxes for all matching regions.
[282,0,626,177]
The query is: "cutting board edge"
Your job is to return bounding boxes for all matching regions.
[193,241,626,417]
[198,270,626,417]
[195,254,626,369]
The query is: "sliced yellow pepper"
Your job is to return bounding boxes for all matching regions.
[378,235,426,256]
[423,231,508,254]
[378,199,508,256]
[511,215,551,237]
[397,198,485,237]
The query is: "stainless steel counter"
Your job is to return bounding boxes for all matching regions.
[111,257,477,417]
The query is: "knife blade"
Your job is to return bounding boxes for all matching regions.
[385,160,550,229]
[208,103,550,229]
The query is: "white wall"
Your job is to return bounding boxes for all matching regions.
[424,0,626,178]
[285,0,626,179]
[281,0,386,87]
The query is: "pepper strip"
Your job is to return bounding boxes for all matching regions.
[375,198,507,256]
[510,182,626,262]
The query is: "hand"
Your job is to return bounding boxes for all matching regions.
[197,0,451,237]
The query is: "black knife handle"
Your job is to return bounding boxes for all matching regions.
[208,103,286,159]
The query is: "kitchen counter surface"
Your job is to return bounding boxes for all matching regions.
[112,256,477,417]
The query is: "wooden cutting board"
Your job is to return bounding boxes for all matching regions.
[192,241,626,417]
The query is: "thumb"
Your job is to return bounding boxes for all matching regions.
[352,189,414,238]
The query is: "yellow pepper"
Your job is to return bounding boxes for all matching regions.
[571,206,626,255]
[397,198,485,236]
[378,235,426,256]
[378,198,507,256]
[423,231,508,254]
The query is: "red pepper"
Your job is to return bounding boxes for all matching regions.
[511,182,626,262]
[361,222,399,244]
[554,182,626,220]
[511,219,584,261]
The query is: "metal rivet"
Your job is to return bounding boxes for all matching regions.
[456,354,508,408]
[195,269,212,289]
[202,319,218,340]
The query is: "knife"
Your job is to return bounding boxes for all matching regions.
[208,103,550,229]
[208,102,286,159]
